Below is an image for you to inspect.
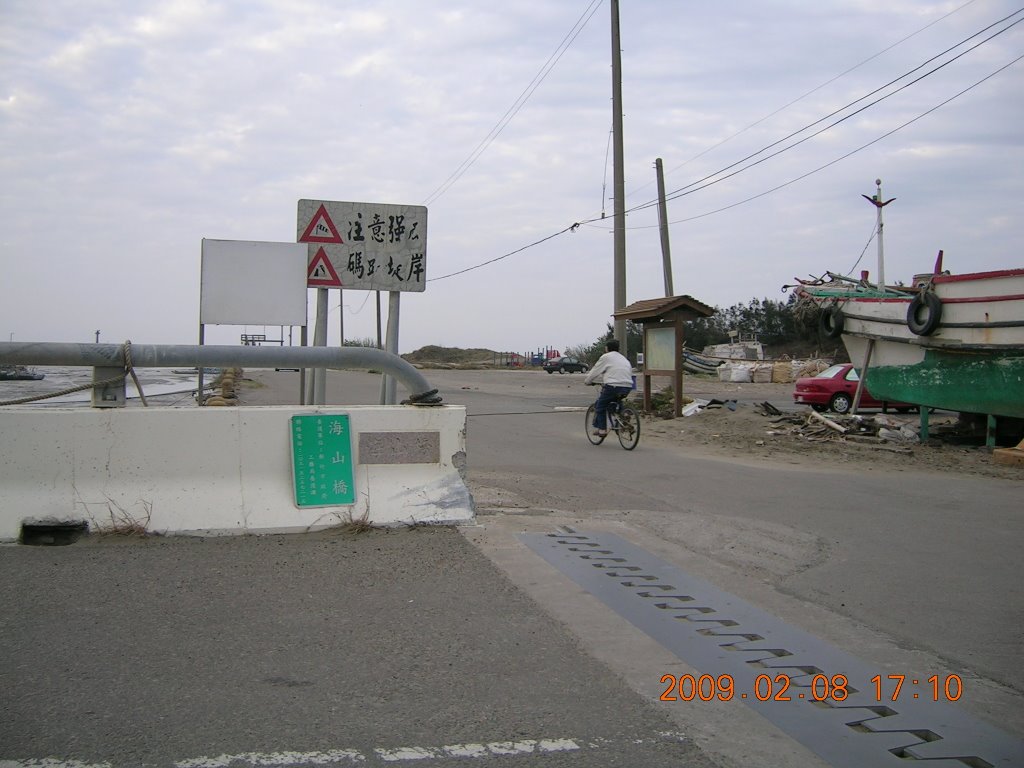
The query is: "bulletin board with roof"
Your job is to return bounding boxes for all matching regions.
[613,295,716,417]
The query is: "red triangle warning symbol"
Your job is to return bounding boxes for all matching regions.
[300,204,344,243]
[307,247,343,287]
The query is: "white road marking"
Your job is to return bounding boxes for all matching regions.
[175,750,364,767]
[375,739,580,761]
[2,733,687,767]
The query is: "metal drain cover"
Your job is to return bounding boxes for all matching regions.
[522,529,1023,768]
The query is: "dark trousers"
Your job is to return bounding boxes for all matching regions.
[593,384,633,430]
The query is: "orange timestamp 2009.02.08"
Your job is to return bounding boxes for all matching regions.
[659,673,963,703]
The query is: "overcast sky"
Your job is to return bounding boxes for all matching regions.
[2,0,1021,355]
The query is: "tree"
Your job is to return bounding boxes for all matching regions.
[568,322,644,366]
[575,295,827,361]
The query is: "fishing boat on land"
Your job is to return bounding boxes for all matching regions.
[793,252,1024,419]
[0,365,45,381]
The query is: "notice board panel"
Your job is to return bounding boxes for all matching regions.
[200,239,308,326]
[645,326,676,371]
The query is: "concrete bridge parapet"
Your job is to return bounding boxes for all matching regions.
[0,403,472,541]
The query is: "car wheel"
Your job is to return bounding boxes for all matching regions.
[546,369,554,374]
[581,366,588,373]
[559,366,566,374]
[829,393,853,414]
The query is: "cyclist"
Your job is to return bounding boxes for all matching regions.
[584,338,634,437]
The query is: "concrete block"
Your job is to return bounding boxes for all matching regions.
[0,404,472,541]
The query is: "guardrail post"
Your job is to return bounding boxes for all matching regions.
[92,367,126,408]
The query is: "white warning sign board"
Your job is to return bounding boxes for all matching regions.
[199,239,308,326]
[297,199,427,292]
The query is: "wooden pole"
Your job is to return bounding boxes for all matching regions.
[611,0,627,354]
[851,339,874,414]
[655,158,674,296]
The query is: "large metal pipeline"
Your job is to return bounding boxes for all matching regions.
[0,342,441,404]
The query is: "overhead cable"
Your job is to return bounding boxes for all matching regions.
[623,9,1023,216]
[624,53,1024,230]
[420,0,603,208]
[440,52,1022,279]
[635,0,981,196]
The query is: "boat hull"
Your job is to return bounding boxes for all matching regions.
[843,336,1024,418]
[800,268,1024,418]
[0,366,45,381]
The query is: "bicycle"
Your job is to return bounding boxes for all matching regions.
[585,392,640,450]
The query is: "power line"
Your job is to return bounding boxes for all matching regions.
[623,9,1023,216]
[600,125,613,218]
[636,0,981,197]
[439,51,1021,279]
[428,224,579,281]
[629,53,1024,230]
[426,8,1022,282]
[420,0,603,208]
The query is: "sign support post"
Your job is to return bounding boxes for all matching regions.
[198,238,308,406]
[378,291,401,405]
[297,199,426,407]
[309,288,329,405]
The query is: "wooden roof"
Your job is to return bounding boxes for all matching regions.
[613,295,715,323]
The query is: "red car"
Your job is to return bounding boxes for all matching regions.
[793,363,917,414]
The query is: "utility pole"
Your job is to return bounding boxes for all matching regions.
[655,158,674,296]
[611,0,627,354]
[94,330,100,343]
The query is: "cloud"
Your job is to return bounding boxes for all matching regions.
[1,0,1021,352]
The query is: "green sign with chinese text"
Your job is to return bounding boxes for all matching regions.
[290,414,356,507]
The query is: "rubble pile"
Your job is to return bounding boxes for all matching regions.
[763,406,919,453]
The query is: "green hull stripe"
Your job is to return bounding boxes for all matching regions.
[868,350,1024,418]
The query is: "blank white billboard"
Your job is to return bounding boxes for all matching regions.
[200,239,308,326]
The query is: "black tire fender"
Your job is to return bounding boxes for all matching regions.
[820,306,845,339]
[907,292,942,336]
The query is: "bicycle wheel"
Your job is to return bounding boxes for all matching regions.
[616,406,640,450]
[585,404,605,445]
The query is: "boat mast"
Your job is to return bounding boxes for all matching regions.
[862,178,895,291]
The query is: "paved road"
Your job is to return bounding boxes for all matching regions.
[248,367,1024,764]
[449,368,1023,764]
[0,529,714,768]
[2,367,1021,768]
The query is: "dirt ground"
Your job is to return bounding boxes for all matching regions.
[236,366,1021,481]
[638,377,1024,481]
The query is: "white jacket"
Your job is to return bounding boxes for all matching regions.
[584,351,634,387]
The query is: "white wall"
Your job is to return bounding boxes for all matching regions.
[0,405,472,541]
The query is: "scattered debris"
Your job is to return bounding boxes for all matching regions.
[682,399,709,417]
[770,409,919,452]
[809,410,848,434]
[705,398,738,410]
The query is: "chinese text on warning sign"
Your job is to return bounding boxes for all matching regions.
[297,199,428,292]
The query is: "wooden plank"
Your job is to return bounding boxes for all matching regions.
[993,437,1024,467]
